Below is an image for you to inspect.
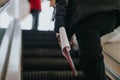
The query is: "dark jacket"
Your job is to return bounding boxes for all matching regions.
[54,0,120,38]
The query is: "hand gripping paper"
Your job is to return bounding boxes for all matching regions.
[59,27,78,76]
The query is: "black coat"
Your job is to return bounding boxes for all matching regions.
[54,0,120,38]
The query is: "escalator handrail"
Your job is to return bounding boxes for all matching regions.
[0,20,15,80]
[5,19,22,80]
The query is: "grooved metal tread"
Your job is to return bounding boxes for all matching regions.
[23,71,85,80]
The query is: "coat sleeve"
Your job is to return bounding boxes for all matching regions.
[54,0,67,33]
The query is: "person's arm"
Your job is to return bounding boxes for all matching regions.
[54,0,67,33]
[54,0,67,46]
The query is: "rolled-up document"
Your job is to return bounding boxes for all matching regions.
[59,27,78,76]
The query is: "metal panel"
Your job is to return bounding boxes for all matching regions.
[0,20,15,80]
[5,19,22,80]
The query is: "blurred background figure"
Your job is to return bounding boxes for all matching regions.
[28,0,42,30]
[50,0,55,7]
[49,0,55,21]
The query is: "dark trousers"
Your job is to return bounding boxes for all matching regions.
[31,10,40,30]
[75,12,117,80]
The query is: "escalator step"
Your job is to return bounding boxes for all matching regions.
[22,30,59,49]
[23,35,57,42]
[23,41,59,49]
[23,58,79,71]
[23,71,85,80]
[22,30,55,36]
[23,49,61,58]
[23,49,79,58]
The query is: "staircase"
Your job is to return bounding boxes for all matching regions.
[22,30,85,80]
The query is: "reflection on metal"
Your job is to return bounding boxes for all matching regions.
[0,0,13,13]
[5,19,21,80]
[14,0,19,19]
[0,20,15,80]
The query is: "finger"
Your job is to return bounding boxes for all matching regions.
[56,33,60,38]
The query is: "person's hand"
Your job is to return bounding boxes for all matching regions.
[55,33,61,47]
[69,34,79,50]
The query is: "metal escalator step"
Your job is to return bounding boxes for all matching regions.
[23,49,79,58]
[23,58,79,71]
[23,35,57,42]
[23,71,85,80]
[23,49,61,58]
[22,30,59,49]
[22,30,54,36]
[23,41,59,49]
[22,31,57,43]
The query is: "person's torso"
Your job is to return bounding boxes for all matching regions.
[66,0,120,24]
[30,0,41,10]
[65,0,120,37]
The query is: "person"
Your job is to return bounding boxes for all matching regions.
[49,0,56,21]
[54,0,120,80]
[28,0,42,30]
[50,0,56,7]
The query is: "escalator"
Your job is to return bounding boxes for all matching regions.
[1,26,119,80]
[0,0,120,79]
[22,30,85,80]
